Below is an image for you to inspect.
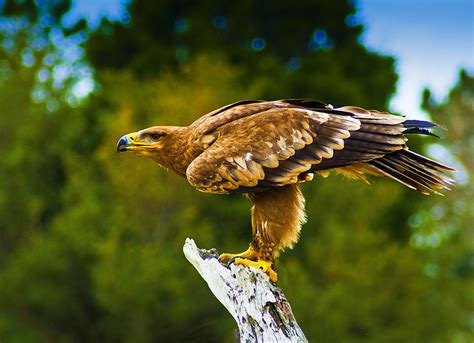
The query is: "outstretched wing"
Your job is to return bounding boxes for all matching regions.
[186,104,405,194]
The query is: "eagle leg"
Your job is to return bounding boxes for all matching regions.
[222,185,305,284]
[247,184,306,261]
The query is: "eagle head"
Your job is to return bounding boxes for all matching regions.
[117,126,188,173]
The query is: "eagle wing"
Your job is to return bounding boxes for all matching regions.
[186,103,411,194]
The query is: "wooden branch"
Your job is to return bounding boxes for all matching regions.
[183,238,307,342]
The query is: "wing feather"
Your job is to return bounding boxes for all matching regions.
[185,101,429,194]
[348,131,407,145]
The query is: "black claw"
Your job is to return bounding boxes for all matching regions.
[218,255,235,264]
[226,256,243,268]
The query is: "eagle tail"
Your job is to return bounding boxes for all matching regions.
[368,149,455,195]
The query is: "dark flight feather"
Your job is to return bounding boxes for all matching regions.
[403,119,441,137]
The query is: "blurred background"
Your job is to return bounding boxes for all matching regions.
[0,0,473,341]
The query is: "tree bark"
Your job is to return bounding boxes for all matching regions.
[183,238,307,342]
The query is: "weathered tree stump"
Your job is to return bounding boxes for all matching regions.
[183,238,307,342]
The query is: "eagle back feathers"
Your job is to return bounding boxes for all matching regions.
[184,100,454,195]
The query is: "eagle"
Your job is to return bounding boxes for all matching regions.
[117,99,454,282]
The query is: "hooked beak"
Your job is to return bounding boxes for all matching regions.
[116,132,138,153]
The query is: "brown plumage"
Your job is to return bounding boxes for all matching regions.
[117,99,455,282]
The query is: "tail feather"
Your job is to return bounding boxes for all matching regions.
[370,159,433,194]
[368,149,455,195]
[403,119,442,137]
[384,155,447,188]
[398,149,455,172]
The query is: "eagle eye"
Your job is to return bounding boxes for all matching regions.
[150,133,163,141]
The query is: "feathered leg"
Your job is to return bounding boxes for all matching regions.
[249,184,306,260]
[221,184,306,282]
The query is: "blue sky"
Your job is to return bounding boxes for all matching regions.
[357,0,474,119]
[62,0,128,29]
[64,0,473,119]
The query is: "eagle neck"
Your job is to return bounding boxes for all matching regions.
[162,127,196,177]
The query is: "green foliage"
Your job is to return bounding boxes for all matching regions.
[0,1,472,342]
[418,70,474,244]
[87,0,361,73]
[86,0,396,108]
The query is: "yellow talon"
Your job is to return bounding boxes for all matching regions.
[232,258,278,283]
[219,247,259,263]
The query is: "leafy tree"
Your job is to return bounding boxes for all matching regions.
[419,70,474,245]
[86,0,396,108]
[0,0,97,259]
[0,0,94,106]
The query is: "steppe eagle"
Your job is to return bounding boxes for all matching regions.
[117,99,454,282]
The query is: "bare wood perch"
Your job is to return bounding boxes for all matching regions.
[183,238,307,342]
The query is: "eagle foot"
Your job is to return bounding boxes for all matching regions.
[218,247,259,264]
[229,257,278,283]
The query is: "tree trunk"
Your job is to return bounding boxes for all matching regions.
[183,238,307,342]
